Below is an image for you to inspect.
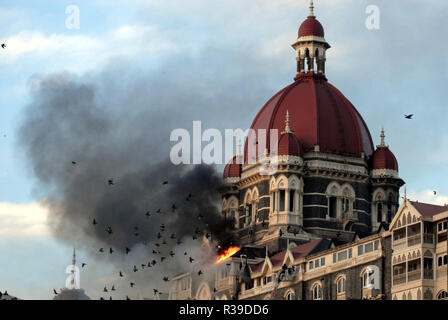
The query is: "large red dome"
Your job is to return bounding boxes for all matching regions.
[245,74,374,161]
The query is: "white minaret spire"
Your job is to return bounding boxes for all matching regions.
[378,126,388,148]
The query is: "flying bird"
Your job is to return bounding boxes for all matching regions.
[71,161,77,166]
[99,248,104,253]
[111,285,115,291]
[93,218,97,225]
[109,248,114,254]
[126,247,131,254]
[189,257,194,263]
[53,289,58,295]
[119,271,123,277]
[106,226,112,234]
[153,289,159,295]
[160,256,166,262]
[172,204,176,211]
[145,211,150,218]
[1,43,6,49]
[130,283,135,288]
[433,190,437,195]
[404,114,413,119]
[163,277,170,282]
[108,178,114,185]
[81,263,87,268]
[198,270,203,276]
[162,181,168,185]
[103,286,108,292]
[133,265,138,272]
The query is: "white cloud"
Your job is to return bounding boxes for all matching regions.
[406,190,448,206]
[0,24,179,73]
[0,202,50,238]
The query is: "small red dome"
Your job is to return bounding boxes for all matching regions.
[278,132,302,157]
[298,16,324,38]
[372,147,398,171]
[223,155,242,179]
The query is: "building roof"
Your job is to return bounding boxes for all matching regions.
[410,201,448,217]
[298,16,324,38]
[278,132,302,157]
[372,146,398,171]
[223,155,242,179]
[245,74,374,161]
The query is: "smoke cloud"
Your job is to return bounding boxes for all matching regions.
[17,47,274,299]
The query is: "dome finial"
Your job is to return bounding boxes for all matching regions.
[380,126,385,146]
[282,110,294,134]
[309,0,315,17]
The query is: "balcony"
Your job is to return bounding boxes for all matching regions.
[393,273,406,285]
[407,234,421,247]
[393,238,406,249]
[423,269,433,280]
[407,269,421,282]
[423,233,434,244]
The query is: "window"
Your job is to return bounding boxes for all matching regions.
[333,253,337,263]
[230,210,236,228]
[333,249,352,263]
[337,277,345,294]
[315,259,320,268]
[289,190,295,212]
[329,197,337,218]
[309,257,325,270]
[247,204,253,225]
[309,261,314,270]
[342,198,349,212]
[338,250,348,261]
[312,284,322,300]
[348,248,352,259]
[285,291,295,300]
[263,276,272,285]
[256,278,261,287]
[377,203,383,223]
[321,257,326,267]
[374,240,379,251]
[437,254,448,267]
[438,221,448,233]
[221,265,230,279]
[365,242,373,253]
[358,245,363,256]
[181,278,190,291]
[272,192,276,211]
[438,291,448,300]
[279,190,285,211]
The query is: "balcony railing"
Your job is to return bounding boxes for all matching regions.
[393,273,406,285]
[423,233,434,244]
[393,238,406,249]
[407,234,421,247]
[407,269,421,282]
[423,269,433,280]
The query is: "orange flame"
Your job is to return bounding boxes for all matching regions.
[215,246,240,264]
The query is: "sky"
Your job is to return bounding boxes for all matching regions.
[0,0,448,300]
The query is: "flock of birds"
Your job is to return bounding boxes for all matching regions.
[52,163,211,300]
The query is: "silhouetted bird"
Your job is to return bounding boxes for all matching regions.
[169,251,175,257]
[404,114,413,119]
[184,252,187,256]
[163,277,169,282]
[119,271,123,277]
[151,260,157,266]
[162,181,168,185]
[93,218,97,225]
[434,190,437,195]
[141,264,146,269]
[213,288,217,293]
[111,285,115,291]
[189,257,194,263]
[109,248,114,254]
[172,204,176,211]
[156,209,161,213]
[1,43,6,49]
[126,247,131,254]
[133,265,138,272]
[161,257,166,262]
[53,289,58,295]
[99,248,104,253]
[130,283,135,288]
[152,250,158,254]
[103,286,108,292]
[108,178,114,185]
[198,270,203,276]
[145,211,150,218]
[71,161,77,166]
[106,226,112,234]
[81,263,87,268]
[153,289,159,295]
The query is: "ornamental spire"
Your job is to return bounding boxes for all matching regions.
[309,0,315,17]
[378,126,388,148]
[282,110,294,134]
[72,247,76,266]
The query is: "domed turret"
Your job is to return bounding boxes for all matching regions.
[277,111,302,157]
[371,127,398,176]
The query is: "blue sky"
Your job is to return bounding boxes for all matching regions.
[0,0,447,299]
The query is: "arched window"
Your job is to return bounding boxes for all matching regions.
[437,291,448,300]
[329,197,337,218]
[284,290,295,300]
[377,203,383,223]
[407,292,412,300]
[312,283,322,300]
[336,277,346,294]
[387,194,394,222]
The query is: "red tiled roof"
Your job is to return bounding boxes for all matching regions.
[244,74,374,161]
[223,155,241,179]
[298,16,324,38]
[278,132,302,157]
[410,201,448,217]
[372,146,398,171]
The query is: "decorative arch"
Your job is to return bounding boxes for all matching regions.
[417,289,422,300]
[407,292,412,300]
[311,281,323,300]
[373,188,386,202]
[326,181,341,197]
[424,289,433,300]
[284,289,295,300]
[335,274,346,295]
[196,283,211,300]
